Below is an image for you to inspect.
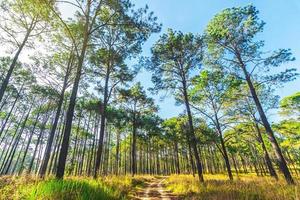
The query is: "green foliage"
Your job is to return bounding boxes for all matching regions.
[279,92,300,118]
[146,29,203,93]
[119,82,158,118]
[273,120,300,148]
[163,117,187,141]
[224,123,255,155]
[205,5,297,86]
[189,69,241,121]
[205,5,264,53]
[274,120,300,136]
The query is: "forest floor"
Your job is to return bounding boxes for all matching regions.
[0,174,299,199]
[164,174,300,200]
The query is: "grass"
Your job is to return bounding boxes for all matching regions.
[165,174,300,200]
[1,174,299,200]
[0,174,151,200]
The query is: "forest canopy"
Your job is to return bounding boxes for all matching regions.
[0,1,299,199]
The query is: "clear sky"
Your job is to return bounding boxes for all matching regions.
[131,0,300,121]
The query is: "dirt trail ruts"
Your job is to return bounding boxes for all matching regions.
[134,177,179,200]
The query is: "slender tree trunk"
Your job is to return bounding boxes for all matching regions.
[0,92,11,111]
[131,119,137,176]
[28,115,49,173]
[52,113,66,175]
[48,113,64,175]
[55,7,91,178]
[1,105,32,174]
[80,112,91,175]
[239,55,294,184]
[19,105,43,174]
[39,54,72,178]
[94,66,110,178]
[12,134,28,174]
[88,114,98,176]
[254,122,278,180]
[174,141,180,174]
[187,142,195,177]
[182,82,204,183]
[215,117,233,180]
[0,84,23,137]
[0,22,35,103]
[0,112,25,167]
[115,130,120,175]
[230,153,239,176]
[56,53,85,178]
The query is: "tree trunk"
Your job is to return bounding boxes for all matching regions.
[28,115,49,173]
[239,55,294,184]
[55,33,89,179]
[231,153,239,176]
[182,82,204,183]
[254,122,278,180]
[39,53,72,178]
[1,104,32,174]
[0,84,23,137]
[0,21,35,103]
[215,116,233,180]
[131,119,137,176]
[19,105,42,174]
[174,141,180,174]
[94,65,110,178]
[219,134,233,180]
[0,112,25,168]
[115,130,120,175]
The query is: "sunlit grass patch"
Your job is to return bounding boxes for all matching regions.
[20,178,125,200]
[0,175,148,200]
[166,174,300,200]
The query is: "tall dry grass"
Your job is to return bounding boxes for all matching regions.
[165,174,300,200]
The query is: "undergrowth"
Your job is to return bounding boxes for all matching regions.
[165,174,300,200]
[0,175,150,200]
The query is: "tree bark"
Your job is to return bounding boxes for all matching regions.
[131,118,137,176]
[115,130,120,175]
[238,53,294,184]
[254,122,278,180]
[28,115,49,173]
[94,65,110,178]
[182,80,204,183]
[0,84,23,137]
[0,21,35,103]
[39,53,72,178]
[55,20,89,179]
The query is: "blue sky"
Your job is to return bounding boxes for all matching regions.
[131,0,300,121]
[1,1,298,122]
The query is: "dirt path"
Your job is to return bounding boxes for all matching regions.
[134,177,179,200]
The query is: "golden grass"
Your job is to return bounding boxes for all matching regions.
[1,174,299,200]
[165,174,300,200]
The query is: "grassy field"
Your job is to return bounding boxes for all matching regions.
[0,175,153,200]
[165,174,300,200]
[0,174,299,199]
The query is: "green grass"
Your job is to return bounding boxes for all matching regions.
[1,174,299,200]
[165,174,300,200]
[20,179,123,200]
[0,175,148,200]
